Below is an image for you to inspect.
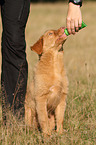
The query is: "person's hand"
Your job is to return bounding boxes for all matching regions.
[66,2,82,35]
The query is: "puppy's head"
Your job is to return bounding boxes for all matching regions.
[31,27,67,55]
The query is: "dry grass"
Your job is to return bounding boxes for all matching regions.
[0,2,96,144]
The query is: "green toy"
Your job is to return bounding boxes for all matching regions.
[64,21,87,36]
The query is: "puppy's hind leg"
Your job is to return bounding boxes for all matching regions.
[25,103,32,126]
[25,92,38,129]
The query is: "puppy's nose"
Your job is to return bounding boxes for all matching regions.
[61,27,65,29]
[60,27,65,32]
[61,27,65,30]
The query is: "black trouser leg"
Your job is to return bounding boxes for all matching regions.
[1,0,30,122]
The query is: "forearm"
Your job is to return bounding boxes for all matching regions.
[69,0,82,7]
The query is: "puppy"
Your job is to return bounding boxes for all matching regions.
[25,27,68,135]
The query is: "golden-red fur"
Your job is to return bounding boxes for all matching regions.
[25,27,68,135]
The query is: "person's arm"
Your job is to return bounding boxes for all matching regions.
[66,0,82,35]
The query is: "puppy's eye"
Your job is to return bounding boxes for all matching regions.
[49,32,53,35]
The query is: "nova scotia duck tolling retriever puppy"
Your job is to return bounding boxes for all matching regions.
[25,27,68,135]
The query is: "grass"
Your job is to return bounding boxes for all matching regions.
[0,2,96,144]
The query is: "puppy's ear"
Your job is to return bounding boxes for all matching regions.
[30,36,43,55]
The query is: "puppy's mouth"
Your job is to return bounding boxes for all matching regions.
[59,33,67,40]
[56,27,67,44]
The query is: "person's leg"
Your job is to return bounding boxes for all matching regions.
[1,0,30,123]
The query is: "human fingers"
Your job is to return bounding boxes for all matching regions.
[70,19,75,35]
[75,20,79,32]
[66,17,72,35]
[78,18,82,28]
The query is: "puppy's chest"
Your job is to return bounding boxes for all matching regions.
[53,54,64,80]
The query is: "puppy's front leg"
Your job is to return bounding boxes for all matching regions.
[36,97,50,135]
[55,94,67,134]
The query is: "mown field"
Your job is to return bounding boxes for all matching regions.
[0,2,96,144]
